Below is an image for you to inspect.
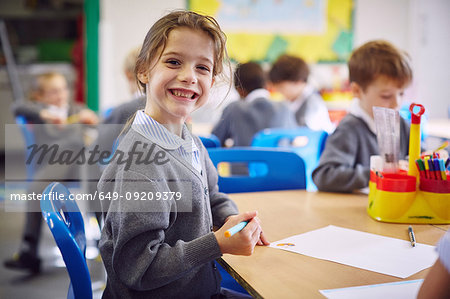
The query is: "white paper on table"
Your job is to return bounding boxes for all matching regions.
[319,279,423,299]
[269,225,437,278]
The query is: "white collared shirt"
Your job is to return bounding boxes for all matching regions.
[132,110,202,174]
[348,98,377,134]
[289,84,314,113]
[289,84,335,133]
[245,88,271,103]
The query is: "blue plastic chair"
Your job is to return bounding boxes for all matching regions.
[16,116,36,180]
[199,134,221,148]
[208,147,306,193]
[251,127,328,190]
[40,182,92,299]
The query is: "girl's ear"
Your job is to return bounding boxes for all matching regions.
[137,72,149,84]
[210,77,215,87]
[350,82,362,98]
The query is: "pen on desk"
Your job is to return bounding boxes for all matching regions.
[224,221,248,238]
[408,225,416,247]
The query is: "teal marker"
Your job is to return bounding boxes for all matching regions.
[224,221,248,238]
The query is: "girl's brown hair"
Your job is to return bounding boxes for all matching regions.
[348,40,412,91]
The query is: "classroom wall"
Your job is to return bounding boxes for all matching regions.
[99,0,450,119]
[99,0,185,111]
[408,0,450,119]
[354,0,450,119]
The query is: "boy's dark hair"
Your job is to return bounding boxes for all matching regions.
[268,54,310,83]
[234,62,266,94]
[348,40,412,90]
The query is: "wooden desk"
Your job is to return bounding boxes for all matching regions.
[222,190,448,299]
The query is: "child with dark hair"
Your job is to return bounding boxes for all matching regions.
[212,61,295,147]
[269,54,334,133]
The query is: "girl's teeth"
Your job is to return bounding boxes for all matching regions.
[173,90,194,98]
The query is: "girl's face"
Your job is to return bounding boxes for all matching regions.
[140,27,215,125]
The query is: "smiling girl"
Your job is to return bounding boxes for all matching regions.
[97,11,269,298]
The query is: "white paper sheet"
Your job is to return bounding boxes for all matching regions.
[319,279,423,299]
[269,225,437,278]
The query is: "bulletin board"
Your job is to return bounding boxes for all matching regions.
[188,0,354,63]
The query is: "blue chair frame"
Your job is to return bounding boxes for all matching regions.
[40,182,92,299]
[199,134,221,148]
[251,127,328,190]
[208,147,306,193]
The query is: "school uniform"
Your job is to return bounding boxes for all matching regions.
[98,95,146,151]
[98,110,238,298]
[290,85,334,133]
[212,89,296,147]
[312,99,410,193]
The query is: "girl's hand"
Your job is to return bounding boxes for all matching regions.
[214,211,269,256]
[256,226,270,246]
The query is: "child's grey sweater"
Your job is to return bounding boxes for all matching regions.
[312,114,410,193]
[98,128,238,298]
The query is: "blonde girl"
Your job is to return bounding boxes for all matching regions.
[98,10,269,298]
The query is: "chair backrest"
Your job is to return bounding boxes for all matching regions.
[208,147,306,193]
[199,134,221,148]
[40,182,92,299]
[251,127,328,190]
[15,116,36,180]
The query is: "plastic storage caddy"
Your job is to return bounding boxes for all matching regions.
[368,171,450,223]
[368,103,450,224]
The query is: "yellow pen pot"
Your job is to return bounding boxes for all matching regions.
[369,173,416,220]
[419,178,450,220]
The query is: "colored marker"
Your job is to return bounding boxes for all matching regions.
[439,159,447,180]
[418,159,428,179]
[434,141,449,152]
[433,159,442,180]
[427,157,437,180]
[224,221,248,238]
[424,156,431,179]
[415,160,425,179]
[408,226,416,247]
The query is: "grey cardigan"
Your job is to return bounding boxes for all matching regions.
[312,114,410,193]
[98,127,238,299]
